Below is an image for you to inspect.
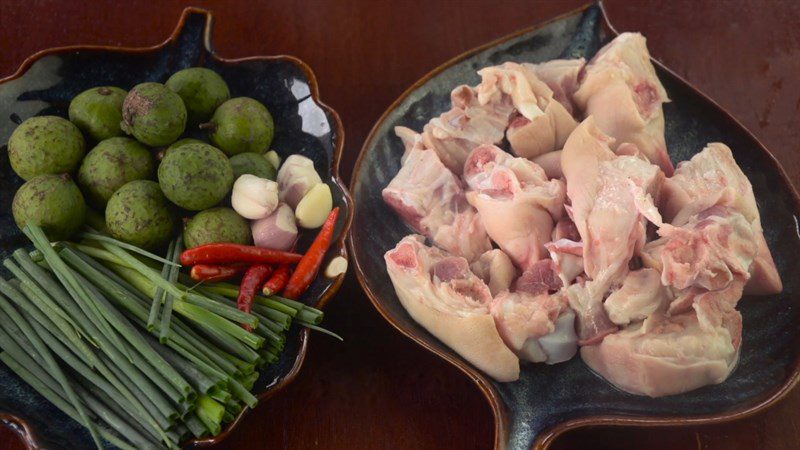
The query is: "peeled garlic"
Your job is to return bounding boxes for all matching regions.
[325,256,348,278]
[231,174,279,220]
[277,154,322,208]
[295,183,332,229]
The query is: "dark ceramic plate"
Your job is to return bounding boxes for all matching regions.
[350,3,800,449]
[0,7,352,449]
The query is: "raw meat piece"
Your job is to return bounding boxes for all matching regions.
[477,62,578,159]
[544,239,584,286]
[659,143,781,294]
[402,85,515,175]
[385,235,519,381]
[528,59,585,115]
[470,249,517,296]
[491,290,577,364]
[561,117,663,290]
[656,207,757,292]
[383,148,492,261]
[573,33,673,174]
[603,268,669,326]
[565,281,618,345]
[532,150,563,179]
[581,304,741,397]
[464,145,566,270]
[513,259,563,295]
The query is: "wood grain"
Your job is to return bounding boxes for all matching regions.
[0,1,798,449]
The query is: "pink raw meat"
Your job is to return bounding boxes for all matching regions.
[476,62,578,159]
[573,33,673,174]
[397,85,515,175]
[470,249,517,296]
[561,117,664,290]
[382,147,491,261]
[491,290,577,364]
[580,303,741,397]
[385,235,520,381]
[528,58,585,116]
[660,143,781,295]
[463,144,565,271]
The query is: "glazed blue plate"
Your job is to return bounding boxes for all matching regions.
[350,4,800,449]
[0,7,352,449]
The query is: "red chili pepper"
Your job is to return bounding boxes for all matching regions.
[262,263,292,296]
[283,207,339,300]
[237,264,273,332]
[180,244,303,266]
[190,264,249,283]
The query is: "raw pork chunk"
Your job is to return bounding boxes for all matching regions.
[574,33,673,174]
[463,145,566,271]
[382,148,492,261]
[659,143,781,295]
[477,62,578,159]
[385,235,519,381]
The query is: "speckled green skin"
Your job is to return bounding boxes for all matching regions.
[8,116,86,180]
[158,143,233,211]
[229,152,276,180]
[68,86,127,142]
[165,138,205,154]
[166,68,230,124]
[183,207,251,248]
[207,97,274,155]
[12,174,86,240]
[105,180,176,249]
[77,137,154,208]
[121,82,187,147]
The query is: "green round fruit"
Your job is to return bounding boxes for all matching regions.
[12,174,86,240]
[183,207,251,248]
[68,86,127,141]
[8,116,86,180]
[105,180,176,249]
[158,143,233,211]
[229,152,276,180]
[77,137,154,208]
[121,82,187,146]
[205,97,274,156]
[166,68,230,124]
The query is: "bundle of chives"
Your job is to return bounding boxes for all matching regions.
[0,225,335,449]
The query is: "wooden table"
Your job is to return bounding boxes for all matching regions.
[1,1,799,448]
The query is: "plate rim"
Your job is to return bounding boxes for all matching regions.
[0,6,354,449]
[347,2,800,449]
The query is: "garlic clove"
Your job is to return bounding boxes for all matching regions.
[295,183,333,229]
[231,174,279,220]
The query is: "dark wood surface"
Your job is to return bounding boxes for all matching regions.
[1,1,799,448]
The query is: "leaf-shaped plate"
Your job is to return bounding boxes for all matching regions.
[349,3,800,449]
[0,7,352,449]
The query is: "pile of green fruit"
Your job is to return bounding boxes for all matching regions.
[7,67,281,249]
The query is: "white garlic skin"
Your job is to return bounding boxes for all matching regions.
[277,154,323,209]
[231,174,279,220]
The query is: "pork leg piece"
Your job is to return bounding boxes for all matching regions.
[385,235,520,382]
[383,147,492,260]
[464,144,565,271]
[573,33,673,174]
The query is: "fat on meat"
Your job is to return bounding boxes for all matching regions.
[382,147,491,261]
[463,144,565,271]
[491,290,577,364]
[477,62,578,159]
[573,33,673,174]
[385,235,519,381]
[470,249,517,296]
[660,143,781,295]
